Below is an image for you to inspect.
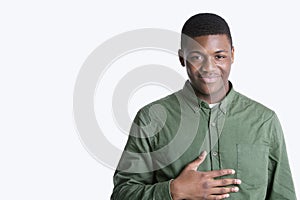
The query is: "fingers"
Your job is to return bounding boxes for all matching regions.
[208,194,230,199]
[210,178,242,187]
[207,187,239,200]
[206,168,236,178]
[186,152,236,178]
[210,186,239,194]
[187,151,207,170]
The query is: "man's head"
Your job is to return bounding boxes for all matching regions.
[179,13,234,103]
[180,13,233,49]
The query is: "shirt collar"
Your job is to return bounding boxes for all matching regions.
[180,80,236,114]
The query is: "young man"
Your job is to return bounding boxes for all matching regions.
[111,13,296,199]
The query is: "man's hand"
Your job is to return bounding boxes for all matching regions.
[170,151,241,200]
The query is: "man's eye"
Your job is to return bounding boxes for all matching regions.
[215,55,226,59]
[189,56,203,61]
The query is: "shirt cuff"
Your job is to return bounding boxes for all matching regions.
[168,179,174,200]
[154,179,173,200]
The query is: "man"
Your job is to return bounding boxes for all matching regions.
[111,13,296,199]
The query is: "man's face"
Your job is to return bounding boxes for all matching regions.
[179,34,234,102]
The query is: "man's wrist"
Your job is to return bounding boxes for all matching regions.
[170,178,182,200]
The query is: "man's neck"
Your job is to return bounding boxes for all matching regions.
[192,83,230,104]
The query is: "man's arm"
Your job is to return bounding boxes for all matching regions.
[111,170,172,200]
[111,109,173,200]
[111,152,240,200]
[267,114,296,199]
[111,109,241,200]
[111,135,172,199]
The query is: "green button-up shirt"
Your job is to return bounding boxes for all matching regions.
[111,80,296,200]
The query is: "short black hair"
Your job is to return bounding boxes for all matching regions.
[181,13,233,48]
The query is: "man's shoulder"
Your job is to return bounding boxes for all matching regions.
[232,90,275,117]
[144,91,180,108]
[137,91,181,116]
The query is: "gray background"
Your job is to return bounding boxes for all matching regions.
[1,0,299,199]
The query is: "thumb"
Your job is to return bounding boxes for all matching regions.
[187,151,207,171]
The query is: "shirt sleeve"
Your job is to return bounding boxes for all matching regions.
[267,113,297,200]
[111,108,173,200]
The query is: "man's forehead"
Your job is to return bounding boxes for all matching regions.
[182,35,231,53]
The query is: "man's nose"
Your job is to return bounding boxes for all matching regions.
[201,56,216,72]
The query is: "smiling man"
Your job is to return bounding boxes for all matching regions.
[179,33,233,104]
[111,13,296,200]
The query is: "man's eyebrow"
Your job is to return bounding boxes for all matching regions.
[215,50,229,53]
[186,50,229,55]
[186,50,204,54]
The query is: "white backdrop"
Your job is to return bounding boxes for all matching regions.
[0,0,299,199]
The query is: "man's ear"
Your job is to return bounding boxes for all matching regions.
[178,49,185,67]
[231,46,235,64]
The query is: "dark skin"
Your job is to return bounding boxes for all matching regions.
[170,35,239,200]
[170,152,240,200]
[179,34,234,104]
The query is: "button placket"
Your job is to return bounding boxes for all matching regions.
[209,107,222,170]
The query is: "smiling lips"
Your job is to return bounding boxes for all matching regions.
[199,75,220,83]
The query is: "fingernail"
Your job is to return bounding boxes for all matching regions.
[233,187,239,192]
[236,179,241,184]
[225,194,230,198]
[231,169,235,174]
[199,151,206,158]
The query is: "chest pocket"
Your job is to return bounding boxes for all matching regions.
[237,144,269,188]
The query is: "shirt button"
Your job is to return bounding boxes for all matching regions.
[212,151,218,156]
[211,122,216,127]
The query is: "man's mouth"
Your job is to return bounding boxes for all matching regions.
[198,75,220,83]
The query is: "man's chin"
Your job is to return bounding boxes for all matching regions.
[194,84,226,97]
